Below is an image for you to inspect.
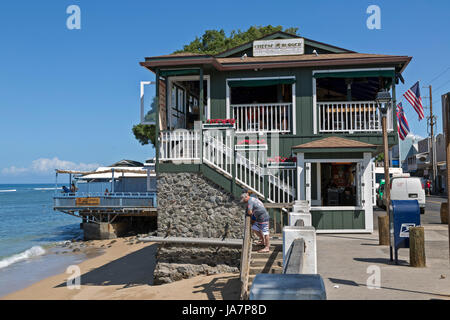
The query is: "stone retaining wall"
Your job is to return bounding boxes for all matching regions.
[153,244,240,284]
[157,172,244,238]
[154,172,245,284]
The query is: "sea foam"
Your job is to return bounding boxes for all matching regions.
[0,246,46,269]
[0,189,16,193]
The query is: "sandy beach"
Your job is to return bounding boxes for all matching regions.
[2,237,241,300]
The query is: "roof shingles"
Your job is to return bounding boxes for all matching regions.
[292,137,376,149]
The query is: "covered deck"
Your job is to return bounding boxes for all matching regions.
[53,166,157,217]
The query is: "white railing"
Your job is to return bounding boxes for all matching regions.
[267,169,296,203]
[160,128,296,203]
[203,130,234,177]
[318,101,393,133]
[232,103,292,133]
[160,130,201,161]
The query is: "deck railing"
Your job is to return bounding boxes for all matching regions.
[318,101,393,133]
[232,103,292,133]
[160,130,201,161]
[54,192,157,208]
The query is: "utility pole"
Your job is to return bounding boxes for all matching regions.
[425,85,437,194]
[442,92,450,264]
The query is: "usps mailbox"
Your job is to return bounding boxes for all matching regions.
[389,200,421,264]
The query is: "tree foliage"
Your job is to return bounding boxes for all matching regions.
[133,97,156,146]
[174,25,300,55]
[132,25,300,147]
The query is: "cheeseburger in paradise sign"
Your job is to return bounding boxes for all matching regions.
[253,38,304,56]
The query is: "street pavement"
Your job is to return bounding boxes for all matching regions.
[317,196,450,300]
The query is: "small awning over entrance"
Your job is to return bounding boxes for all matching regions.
[292,136,377,152]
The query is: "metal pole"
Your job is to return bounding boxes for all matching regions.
[442,92,450,264]
[382,113,392,259]
[111,168,115,193]
[155,68,160,173]
[429,85,436,194]
[199,67,204,122]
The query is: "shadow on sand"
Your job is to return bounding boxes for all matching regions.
[192,274,240,300]
[54,244,158,289]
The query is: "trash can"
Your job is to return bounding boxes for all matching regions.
[249,274,326,300]
[389,200,421,264]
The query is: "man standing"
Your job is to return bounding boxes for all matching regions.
[241,190,270,253]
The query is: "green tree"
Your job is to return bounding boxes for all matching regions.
[132,25,300,147]
[133,97,156,146]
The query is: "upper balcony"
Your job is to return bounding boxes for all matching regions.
[312,69,395,135]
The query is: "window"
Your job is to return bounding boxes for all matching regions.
[320,163,357,206]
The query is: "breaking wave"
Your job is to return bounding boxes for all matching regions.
[0,246,46,269]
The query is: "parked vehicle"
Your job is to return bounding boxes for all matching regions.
[382,174,426,214]
[376,179,385,208]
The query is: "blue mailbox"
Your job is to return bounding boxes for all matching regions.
[389,200,421,264]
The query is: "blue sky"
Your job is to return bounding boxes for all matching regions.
[0,0,449,183]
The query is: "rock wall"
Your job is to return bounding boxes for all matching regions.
[155,172,245,284]
[153,245,240,285]
[157,172,245,238]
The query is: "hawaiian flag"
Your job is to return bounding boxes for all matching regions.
[396,103,410,141]
[403,81,424,120]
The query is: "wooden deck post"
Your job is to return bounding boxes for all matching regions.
[409,226,426,267]
[239,214,252,300]
[378,215,389,245]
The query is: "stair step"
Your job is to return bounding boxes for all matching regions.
[251,259,283,267]
[249,266,283,275]
[251,250,283,259]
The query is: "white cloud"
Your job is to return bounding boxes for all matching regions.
[1,166,28,175]
[1,157,100,176]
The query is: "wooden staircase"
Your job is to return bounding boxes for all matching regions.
[247,236,283,291]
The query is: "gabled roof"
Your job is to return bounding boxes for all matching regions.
[215,30,354,58]
[140,31,411,73]
[292,137,376,149]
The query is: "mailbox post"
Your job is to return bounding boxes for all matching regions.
[389,200,421,264]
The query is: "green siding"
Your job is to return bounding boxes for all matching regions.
[311,210,365,230]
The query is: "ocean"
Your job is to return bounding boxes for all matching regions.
[0,184,89,297]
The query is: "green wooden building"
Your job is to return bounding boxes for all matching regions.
[140,31,411,233]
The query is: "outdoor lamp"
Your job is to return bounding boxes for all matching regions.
[376,89,392,115]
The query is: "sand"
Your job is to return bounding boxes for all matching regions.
[2,237,240,300]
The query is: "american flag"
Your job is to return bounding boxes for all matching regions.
[396,103,410,140]
[403,81,424,120]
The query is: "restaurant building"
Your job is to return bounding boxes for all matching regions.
[140,31,411,233]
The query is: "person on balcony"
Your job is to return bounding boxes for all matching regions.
[240,189,270,253]
[70,183,78,193]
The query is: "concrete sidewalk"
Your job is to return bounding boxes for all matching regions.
[317,224,450,300]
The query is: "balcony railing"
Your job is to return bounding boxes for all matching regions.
[160,130,201,161]
[54,192,157,209]
[317,101,393,133]
[231,103,292,133]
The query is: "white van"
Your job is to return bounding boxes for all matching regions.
[383,175,426,214]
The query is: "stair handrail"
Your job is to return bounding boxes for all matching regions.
[239,213,253,300]
[203,131,295,201]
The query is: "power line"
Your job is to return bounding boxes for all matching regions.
[428,66,450,84]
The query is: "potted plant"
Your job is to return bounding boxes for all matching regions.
[267,156,297,168]
[203,118,236,129]
[235,139,268,151]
